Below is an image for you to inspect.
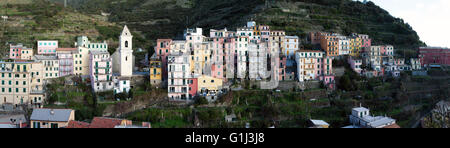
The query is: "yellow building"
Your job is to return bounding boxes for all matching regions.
[191,42,211,75]
[197,75,222,95]
[73,46,90,76]
[0,61,45,108]
[20,48,34,60]
[349,37,362,57]
[30,109,75,128]
[34,55,60,81]
[149,53,162,87]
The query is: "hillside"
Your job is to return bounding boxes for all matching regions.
[0,0,146,58]
[55,0,425,52]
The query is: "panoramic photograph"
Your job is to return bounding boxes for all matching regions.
[0,0,449,135]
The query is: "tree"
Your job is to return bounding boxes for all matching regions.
[128,89,133,99]
[194,96,208,105]
[115,92,128,101]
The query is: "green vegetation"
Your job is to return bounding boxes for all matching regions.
[57,0,424,51]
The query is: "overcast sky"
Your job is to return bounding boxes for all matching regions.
[370,0,450,47]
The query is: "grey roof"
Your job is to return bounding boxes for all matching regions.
[353,107,369,112]
[34,55,58,60]
[310,120,329,126]
[90,49,109,55]
[30,109,73,122]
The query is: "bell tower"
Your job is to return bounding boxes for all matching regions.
[118,25,133,76]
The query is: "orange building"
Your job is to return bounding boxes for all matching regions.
[320,34,339,57]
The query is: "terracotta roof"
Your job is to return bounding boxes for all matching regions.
[383,123,401,128]
[89,117,125,128]
[66,120,90,128]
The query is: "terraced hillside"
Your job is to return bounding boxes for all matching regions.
[55,0,425,52]
[0,0,146,58]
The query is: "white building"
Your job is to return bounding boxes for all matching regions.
[89,50,113,92]
[237,27,253,38]
[113,76,131,94]
[385,45,394,56]
[75,36,108,52]
[347,106,399,128]
[284,36,299,58]
[236,36,249,79]
[410,58,422,70]
[337,36,350,55]
[33,55,60,81]
[112,25,134,77]
[167,52,191,101]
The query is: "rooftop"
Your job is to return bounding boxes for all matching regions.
[310,120,329,126]
[30,108,73,122]
[353,107,369,112]
[90,49,110,55]
[88,117,128,128]
[34,55,58,60]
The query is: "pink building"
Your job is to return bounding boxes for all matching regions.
[156,39,172,81]
[9,44,23,60]
[359,34,371,48]
[188,78,198,99]
[56,48,77,77]
[224,37,236,80]
[279,56,287,81]
[211,38,225,80]
[37,41,58,55]
[348,56,363,74]
[380,46,386,56]
[259,25,270,42]
[419,47,450,67]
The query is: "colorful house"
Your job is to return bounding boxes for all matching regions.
[89,50,113,92]
[284,36,299,58]
[30,108,75,128]
[149,53,162,87]
[34,55,60,81]
[56,48,77,77]
[349,36,362,57]
[20,48,34,60]
[419,47,450,67]
[9,44,33,60]
[37,41,58,55]
[167,52,191,101]
[0,61,45,108]
[295,50,333,83]
[320,34,339,57]
[197,75,223,96]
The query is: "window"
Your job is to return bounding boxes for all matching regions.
[125,41,129,48]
